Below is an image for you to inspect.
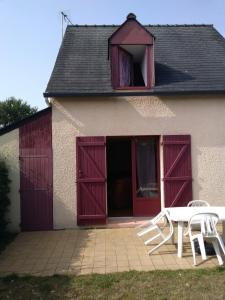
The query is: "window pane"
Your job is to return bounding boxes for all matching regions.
[136,138,159,198]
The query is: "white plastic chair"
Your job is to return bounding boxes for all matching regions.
[187,200,210,207]
[187,213,225,266]
[137,210,174,254]
[185,200,210,233]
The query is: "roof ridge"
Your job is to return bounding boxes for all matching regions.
[69,24,213,28]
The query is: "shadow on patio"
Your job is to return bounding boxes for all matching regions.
[0,226,221,277]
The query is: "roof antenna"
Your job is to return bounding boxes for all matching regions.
[61,11,73,40]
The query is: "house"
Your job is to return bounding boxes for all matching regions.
[1,13,225,231]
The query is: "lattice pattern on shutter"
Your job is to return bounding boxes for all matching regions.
[163,135,193,207]
[76,136,106,225]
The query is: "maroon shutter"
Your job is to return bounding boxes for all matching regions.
[119,47,132,87]
[111,45,119,88]
[147,45,155,89]
[19,110,53,231]
[163,135,192,207]
[76,137,106,225]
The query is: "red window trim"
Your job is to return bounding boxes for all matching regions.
[116,86,150,90]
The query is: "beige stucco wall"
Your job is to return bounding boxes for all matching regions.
[52,95,225,229]
[0,129,20,232]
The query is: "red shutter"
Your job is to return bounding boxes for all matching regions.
[163,135,192,207]
[147,45,155,89]
[111,45,119,88]
[119,47,133,87]
[76,137,107,225]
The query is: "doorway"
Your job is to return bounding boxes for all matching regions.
[106,136,161,218]
[107,137,133,217]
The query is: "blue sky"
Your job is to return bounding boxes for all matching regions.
[1,0,225,109]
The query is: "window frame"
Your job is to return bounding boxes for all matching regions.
[111,44,153,90]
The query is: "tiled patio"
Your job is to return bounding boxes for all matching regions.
[0,227,222,277]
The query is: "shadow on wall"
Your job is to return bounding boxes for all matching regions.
[53,95,225,206]
[53,95,225,148]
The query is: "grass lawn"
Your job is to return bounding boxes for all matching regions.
[1,268,225,299]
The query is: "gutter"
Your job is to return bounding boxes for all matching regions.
[43,89,225,98]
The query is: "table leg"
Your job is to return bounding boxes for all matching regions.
[171,222,175,244]
[222,221,225,241]
[177,221,184,258]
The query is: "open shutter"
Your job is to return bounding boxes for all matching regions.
[111,45,119,89]
[119,47,132,87]
[76,137,106,225]
[163,135,192,207]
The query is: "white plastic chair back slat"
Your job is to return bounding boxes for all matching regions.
[187,200,210,207]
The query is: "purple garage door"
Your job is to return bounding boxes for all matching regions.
[19,110,53,231]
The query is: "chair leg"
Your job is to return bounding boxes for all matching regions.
[190,238,197,266]
[216,234,225,255]
[144,226,165,245]
[212,240,224,266]
[137,224,156,237]
[144,232,163,245]
[198,235,207,260]
[148,233,173,255]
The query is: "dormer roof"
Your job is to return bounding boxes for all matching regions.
[109,13,154,45]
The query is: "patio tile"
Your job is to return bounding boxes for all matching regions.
[92,267,106,274]
[129,265,143,271]
[141,265,156,271]
[93,260,105,268]
[117,266,130,272]
[106,262,117,268]
[80,268,93,275]
[0,227,222,276]
[140,259,154,267]
[105,266,118,273]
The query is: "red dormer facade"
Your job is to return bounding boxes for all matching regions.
[109,13,155,90]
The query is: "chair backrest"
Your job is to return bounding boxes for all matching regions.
[188,213,219,237]
[187,200,210,207]
[150,210,173,232]
[158,210,174,234]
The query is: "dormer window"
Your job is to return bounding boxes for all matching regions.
[109,13,155,90]
[119,45,148,87]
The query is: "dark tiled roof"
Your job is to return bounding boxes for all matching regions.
[44,24,225,96]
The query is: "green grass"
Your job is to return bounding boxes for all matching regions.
[1,268,225,299]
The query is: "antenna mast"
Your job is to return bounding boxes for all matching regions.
[61,11,73,40]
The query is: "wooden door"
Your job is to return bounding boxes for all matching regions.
[20,148,53,231]
[163,135,193,207]
[132,136,161,216]
[19,109,53,231]
[76,137,107,225]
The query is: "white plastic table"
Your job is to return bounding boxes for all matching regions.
[164,207,225,258]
